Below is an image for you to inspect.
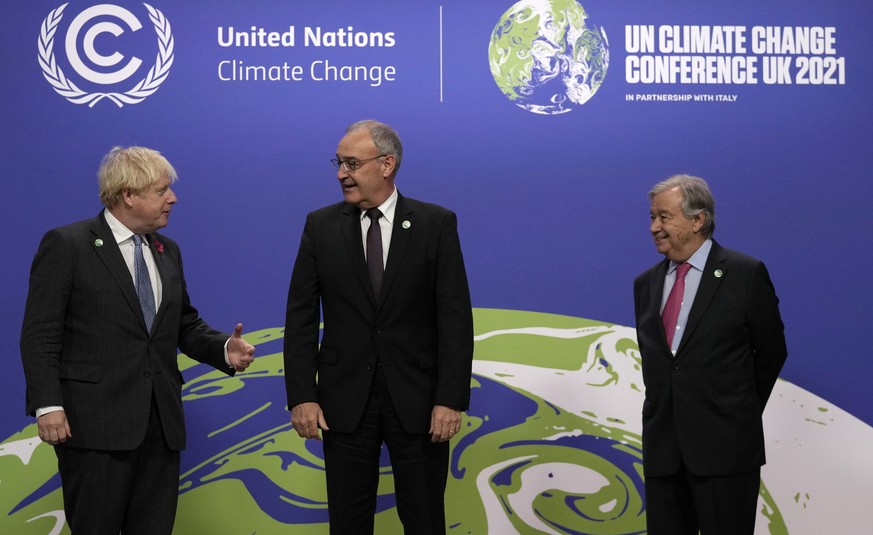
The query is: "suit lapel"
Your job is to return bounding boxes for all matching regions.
[339,203,377,304]
[146,234,169,332]
[650,259,670,350]
[678,241,728,353]
[337,195,414,306]
[89,214,148,331]
[381,194,413,305]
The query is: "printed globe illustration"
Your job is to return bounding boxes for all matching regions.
[3,309,870,534]
[489,0,609,115]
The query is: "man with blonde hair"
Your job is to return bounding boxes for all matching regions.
[21,146,256,534]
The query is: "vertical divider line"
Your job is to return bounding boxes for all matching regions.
[440,5,444,102]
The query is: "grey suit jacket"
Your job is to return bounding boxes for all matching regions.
[634,240,788,477]
[20,211,233,451]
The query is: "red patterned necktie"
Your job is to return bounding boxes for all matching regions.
[662,262,691,348]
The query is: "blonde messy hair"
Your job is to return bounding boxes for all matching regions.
[98,146,177,208]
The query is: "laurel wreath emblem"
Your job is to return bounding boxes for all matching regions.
[37,3,174,107]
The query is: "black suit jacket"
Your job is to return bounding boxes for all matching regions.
[283,193,474,434]
[20,212,233,451]
[633,240,787,477]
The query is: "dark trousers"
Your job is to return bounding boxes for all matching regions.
[645,461,761,535]
[323,366,450,535]
[55,396,180,534]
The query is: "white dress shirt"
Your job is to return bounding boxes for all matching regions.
[360,187,398,267]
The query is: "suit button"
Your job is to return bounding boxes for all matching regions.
[144,372,151,378]
[375,329,381,334]
[672,366,679,373]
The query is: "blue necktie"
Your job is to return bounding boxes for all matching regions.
[132,234,156,332]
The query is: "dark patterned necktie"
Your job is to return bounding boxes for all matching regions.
[132,234,156,331]
[662,262,691,348]
[366,209,384,297]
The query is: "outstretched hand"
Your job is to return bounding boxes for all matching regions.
[227,323,256,372]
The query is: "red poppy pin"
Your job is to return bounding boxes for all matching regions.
[153,240,164,253]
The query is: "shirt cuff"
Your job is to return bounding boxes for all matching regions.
[36,406,64,417]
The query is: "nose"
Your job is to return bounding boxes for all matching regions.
[650,218,660,234]
[167,187,178,204]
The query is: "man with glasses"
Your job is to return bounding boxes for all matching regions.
[283,120,474,534]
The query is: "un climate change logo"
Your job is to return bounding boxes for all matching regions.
[38,3,174,107]
[489,0,609,115]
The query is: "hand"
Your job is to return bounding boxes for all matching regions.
[291,402,328,440]
[227,323,256,372]
[37,411,72,445]
[429,405,462,443]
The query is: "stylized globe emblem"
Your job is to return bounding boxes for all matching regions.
[489,0,609,115]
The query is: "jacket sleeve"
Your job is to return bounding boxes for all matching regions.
[434,211,474,411]
[20,229,73,416]
[283,213,322,409]
[748,261,788,409]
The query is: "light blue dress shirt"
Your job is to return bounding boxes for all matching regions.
[660,239,713,354]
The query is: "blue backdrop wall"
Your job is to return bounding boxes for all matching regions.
[2,1,871,533]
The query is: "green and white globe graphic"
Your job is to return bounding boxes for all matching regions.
[489,0,609,115]
[2,309,870,533]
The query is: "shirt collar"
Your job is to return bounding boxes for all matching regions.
[360,187,398,225]
[103,208,138,245]
[670,238,713,274]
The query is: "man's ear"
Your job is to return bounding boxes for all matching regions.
[121,189,135,207]
[381,154,396,178]
[691,212,706,234]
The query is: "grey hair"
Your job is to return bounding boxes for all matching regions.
[649,174,716,237]
[345,120,403,176]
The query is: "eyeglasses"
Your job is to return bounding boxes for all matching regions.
[330,154,386,173]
